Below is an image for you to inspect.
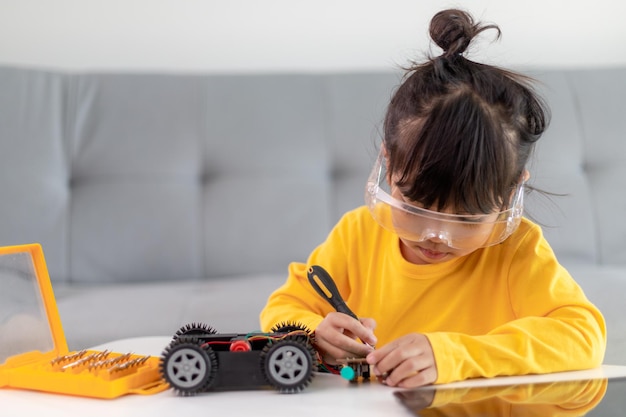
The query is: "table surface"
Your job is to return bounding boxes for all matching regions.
[2,336,626,417]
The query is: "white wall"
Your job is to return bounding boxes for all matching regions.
[1,0,625,73]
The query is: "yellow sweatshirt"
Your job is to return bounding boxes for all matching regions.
[260,206,606,384]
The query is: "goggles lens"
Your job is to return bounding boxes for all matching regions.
[364,150,525,250]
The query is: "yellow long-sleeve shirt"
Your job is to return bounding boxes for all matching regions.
[260,206,606,384]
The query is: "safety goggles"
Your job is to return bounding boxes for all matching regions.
[364,150,525,250]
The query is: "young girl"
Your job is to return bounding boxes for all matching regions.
[260,9,606,388]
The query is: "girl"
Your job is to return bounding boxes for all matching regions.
[260,9,606,388]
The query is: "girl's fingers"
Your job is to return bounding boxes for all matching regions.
[381,353,434,387]
[393,366,437,388]
[315,312,376,359]
[366,333,437,387]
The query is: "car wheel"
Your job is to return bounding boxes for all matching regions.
[160,337,217,395]
[261,337,315,393]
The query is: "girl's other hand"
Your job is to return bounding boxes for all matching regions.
[313,312,376,363]
[366,333,437,388]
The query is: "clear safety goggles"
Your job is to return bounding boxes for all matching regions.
[364,150,525,250]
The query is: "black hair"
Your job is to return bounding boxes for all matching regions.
[383,9,549,214]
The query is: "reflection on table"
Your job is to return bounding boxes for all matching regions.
[395,377,608,416]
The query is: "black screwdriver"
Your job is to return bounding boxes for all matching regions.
[307,265,374,348]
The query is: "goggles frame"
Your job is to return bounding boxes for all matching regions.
[364,150,525,250]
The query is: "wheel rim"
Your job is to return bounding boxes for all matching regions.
[267,345,309,385]
[166,347,208,389]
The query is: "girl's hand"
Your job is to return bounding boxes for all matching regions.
[313,312,376,363]
[366,333,437,388]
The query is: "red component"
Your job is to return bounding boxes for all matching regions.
[229,340,252,352]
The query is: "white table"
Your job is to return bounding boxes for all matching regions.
[2,336,626,417]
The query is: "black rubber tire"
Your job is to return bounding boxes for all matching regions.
[261,337,315,393]
[160,337,217,395]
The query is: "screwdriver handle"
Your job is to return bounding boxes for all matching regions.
[307,265,358,320]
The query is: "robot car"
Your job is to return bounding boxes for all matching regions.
[159,322,317,395]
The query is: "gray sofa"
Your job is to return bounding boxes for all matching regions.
[0,65,624,366]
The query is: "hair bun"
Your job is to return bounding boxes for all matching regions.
[429,9,500,57]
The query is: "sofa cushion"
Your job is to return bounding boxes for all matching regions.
[527,68,626,266]
[0,67,69,282]
[570,68,626,265]
[201,75,331,276]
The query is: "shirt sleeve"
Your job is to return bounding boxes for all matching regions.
[426,228,607,384]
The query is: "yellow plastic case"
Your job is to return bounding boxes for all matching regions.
[0,243,168,398]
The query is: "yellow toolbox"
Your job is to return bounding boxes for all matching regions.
[0,243,168,398]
